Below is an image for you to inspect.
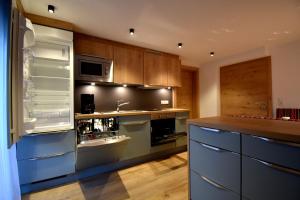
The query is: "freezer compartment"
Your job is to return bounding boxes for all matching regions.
[31,41,70,61]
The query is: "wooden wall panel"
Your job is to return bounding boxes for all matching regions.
[220,56,272,117]
[24,13,74,31]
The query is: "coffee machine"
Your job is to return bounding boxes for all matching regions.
[81,94,95,114]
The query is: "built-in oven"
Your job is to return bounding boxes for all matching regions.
[151,113,176,146]
[75,55,113,83]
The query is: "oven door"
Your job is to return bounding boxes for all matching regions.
[75,55,113,82]
[151,118,176,146]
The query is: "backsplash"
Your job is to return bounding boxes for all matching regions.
[74,84,173,113]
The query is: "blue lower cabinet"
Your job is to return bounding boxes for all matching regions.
[242,134,300,171]
[190,140,240,193]
[190,170,240,200]
[242,155,300,200]
[18,152,75,185]
[119,115,151,160]
[189,125,240,153]
[17,130,76,160]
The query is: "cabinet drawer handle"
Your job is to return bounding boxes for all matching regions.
[28,152,70,161]
[200,127,220,133]
[120,120,148,126]
[200,174,227,190]
[200,143,223,152]
[176,117,187,120]
[253,158,300,176]
[25,130,72,137]
[252,135,300,148]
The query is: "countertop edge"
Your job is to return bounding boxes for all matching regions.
[75,109,190,120]
[187,117,300,144]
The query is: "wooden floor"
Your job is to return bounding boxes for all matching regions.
[22,152,188,200]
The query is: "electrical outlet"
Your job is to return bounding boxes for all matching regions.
[161,100,169,105]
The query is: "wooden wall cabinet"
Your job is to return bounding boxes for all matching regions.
[113,46,144,85]
[74,33,113,60]
[75,33,181,87]
[143,51,168,86]
[167,56,181,87]
[144,51,181,87]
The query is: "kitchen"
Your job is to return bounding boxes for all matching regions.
[0,0,300,200]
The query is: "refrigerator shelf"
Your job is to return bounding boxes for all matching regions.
[30,75,70,80]
[30,56,70,68]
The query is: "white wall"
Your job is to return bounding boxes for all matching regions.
[199,40,300,118]
[271,40,300,114]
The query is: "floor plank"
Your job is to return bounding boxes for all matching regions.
[22,152,188,200]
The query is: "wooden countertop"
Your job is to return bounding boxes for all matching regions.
[75,108,189,120]
[188,116,300,143]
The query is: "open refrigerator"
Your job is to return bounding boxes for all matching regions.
[10,10,74,137]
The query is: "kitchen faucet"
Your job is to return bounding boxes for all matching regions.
[117,100,130,112]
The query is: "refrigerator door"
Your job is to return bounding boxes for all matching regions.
[10,9,35,139]
[23,24,74,134]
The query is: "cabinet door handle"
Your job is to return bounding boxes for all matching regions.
[200,127,220,133]
[28,152,70,161]
[252,135,300,148]
[253,158,300,176]
[200,174,227,190]
[200,143,223,152]
[120,120,148,126]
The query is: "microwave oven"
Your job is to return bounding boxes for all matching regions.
[75,55,113,82]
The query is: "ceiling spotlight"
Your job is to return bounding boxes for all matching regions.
[178,43,183,48]
[210,52,215,57]
[48,5,55,13]
[90,82,96,86]
[129,28,135,36]
[167,87,171,90]
[123,84,127,87]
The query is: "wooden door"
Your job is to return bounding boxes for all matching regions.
[113,46,144,85]
[220,56,272,117]
[74,33,113,59]
[174,67,200,118]
[144,51,168,86]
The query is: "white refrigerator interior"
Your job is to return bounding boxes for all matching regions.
[23,24,74,134]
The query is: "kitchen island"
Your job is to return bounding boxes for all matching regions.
[188,116,300,200]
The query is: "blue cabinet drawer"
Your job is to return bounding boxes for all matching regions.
[189,125,240,153]
[242,155,300,200]
[242,134,300,171]
[190,170,240,200]
[17,130,76,160]
[18,151,75,185]
[190,140,240,193]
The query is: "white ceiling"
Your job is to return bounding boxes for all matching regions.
[22,0,300,66]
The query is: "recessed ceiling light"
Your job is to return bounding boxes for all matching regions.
[123,84,127,87]
[90,82,96,86]
[210,52,215,57]
[129,28,135,36]
[167,87,171,90]
[178,43,183,48]
[48,5,55,13]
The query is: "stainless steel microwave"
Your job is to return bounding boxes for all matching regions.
[75,55,113,82]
